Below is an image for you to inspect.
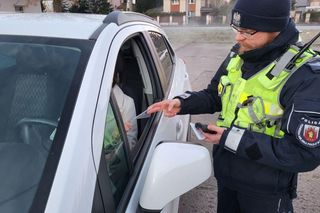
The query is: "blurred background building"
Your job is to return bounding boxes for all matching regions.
[0,0,319,24]
[0,0,42,12]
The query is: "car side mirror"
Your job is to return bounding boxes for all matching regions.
[139,142,212,211]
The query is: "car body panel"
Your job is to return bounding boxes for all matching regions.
[44,22,119,213]
[0,13,104,39]
[125,37,191,213]
[140,143,212,210]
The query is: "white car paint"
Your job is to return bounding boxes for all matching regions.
[0,13,104,39]
[0,11,211,213]
[140,143,212,210]
[45,22,118,213]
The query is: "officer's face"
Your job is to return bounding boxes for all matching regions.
[234,29,280,54]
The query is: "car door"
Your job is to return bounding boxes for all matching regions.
[146,30,191,142]
[91,24,191,213]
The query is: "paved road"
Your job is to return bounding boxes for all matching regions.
[163,27,320,213]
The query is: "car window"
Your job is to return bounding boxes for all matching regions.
[114,38,158,161]
[149,31,173,86]
[103,103,130,207]
[0,38,92,213]
[95,34,164,212]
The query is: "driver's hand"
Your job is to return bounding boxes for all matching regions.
[124,121,132,132]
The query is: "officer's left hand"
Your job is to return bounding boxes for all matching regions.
[203,124,225,145]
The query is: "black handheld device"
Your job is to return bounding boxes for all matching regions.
[195,122,217,134]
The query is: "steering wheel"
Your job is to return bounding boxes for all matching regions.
[16,118,58,149]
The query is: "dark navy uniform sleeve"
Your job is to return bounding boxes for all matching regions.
[177,56,231,115]
[220,61,320,173]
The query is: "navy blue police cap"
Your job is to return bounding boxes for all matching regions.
[231,0,290,32]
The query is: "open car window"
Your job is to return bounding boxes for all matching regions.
[112,37,160,161]
[95,33,164,212]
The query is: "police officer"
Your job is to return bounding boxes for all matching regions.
[147,0,320,212]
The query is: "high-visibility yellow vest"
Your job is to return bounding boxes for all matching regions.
[216,47,315,138]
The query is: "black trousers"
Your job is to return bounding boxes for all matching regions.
[217,183,294,213]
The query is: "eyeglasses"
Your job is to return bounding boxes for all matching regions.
[230,24,258,38]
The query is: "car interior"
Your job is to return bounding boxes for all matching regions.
[114,38,155,148]
[118,39,154,135]
[0,35,163,212]
[104,37,159,205]
[0,42,81,213]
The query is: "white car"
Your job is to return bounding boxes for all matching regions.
[0,11,212,213]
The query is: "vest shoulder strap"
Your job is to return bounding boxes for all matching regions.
[270,46,299,77]
[270,45,316,78]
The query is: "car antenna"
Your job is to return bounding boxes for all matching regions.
[286,31,320,70]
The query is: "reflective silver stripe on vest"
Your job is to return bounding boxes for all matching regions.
[270,46,299,77]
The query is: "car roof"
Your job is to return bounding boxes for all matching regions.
[0,11,160,40]
[0,13,106,39]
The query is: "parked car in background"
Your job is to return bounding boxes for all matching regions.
[0,11,212,213]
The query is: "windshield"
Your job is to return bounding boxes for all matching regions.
[0,37,92,213]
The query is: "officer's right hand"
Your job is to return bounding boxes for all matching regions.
[147,98,181,117]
